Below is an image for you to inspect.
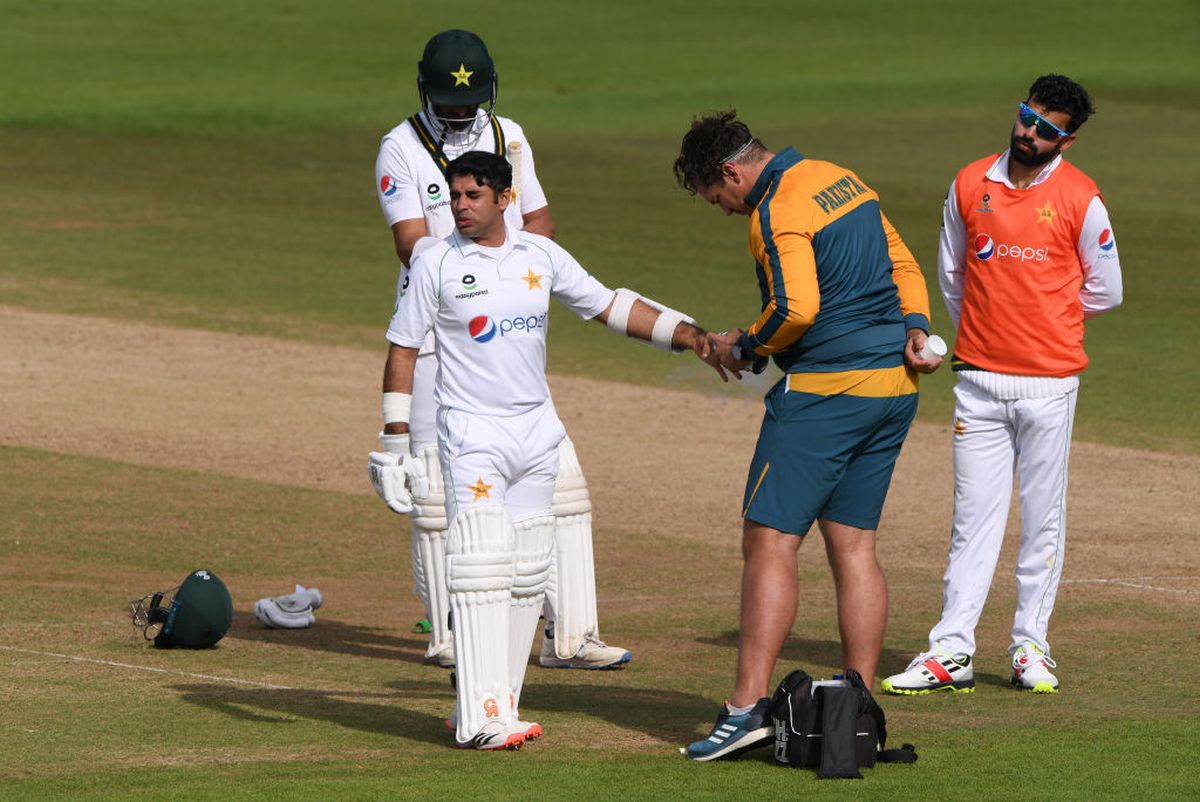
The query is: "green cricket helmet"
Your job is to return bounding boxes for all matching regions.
[417,29,497,117]
[130,568,233,649]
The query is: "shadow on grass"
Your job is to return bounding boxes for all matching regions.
[528,682,723,744]
[225,610,431,665]
[172,680,450,746]
[975,671,1015,689]
[699,630,915,676]
[173,675,714,746]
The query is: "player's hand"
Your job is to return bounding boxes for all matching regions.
[368,432,430,513]
[703,329,751,382]
[904,329,943,374]
[369,451,415,513]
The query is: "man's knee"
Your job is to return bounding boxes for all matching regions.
[819,519,880,564]
[742,519,803,561]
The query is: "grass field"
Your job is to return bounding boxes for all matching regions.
[2,1,1199,798]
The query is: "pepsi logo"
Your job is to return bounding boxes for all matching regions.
[974,234,995,261]
[380,175,398,197]
[469,315,496,343]
[1098,229,1115,251]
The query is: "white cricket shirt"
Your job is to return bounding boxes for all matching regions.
[375,110,550,356]
[375,110,547,232]
[387,225,614,417]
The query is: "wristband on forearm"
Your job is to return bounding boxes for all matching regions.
[382,392,412,425]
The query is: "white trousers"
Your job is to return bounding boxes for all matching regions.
[437,400,566,524]
[928,379,1078,657]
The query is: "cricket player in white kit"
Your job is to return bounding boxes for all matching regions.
[373,29,628,671]
[883,75,1122,696]
[370,151,708,749]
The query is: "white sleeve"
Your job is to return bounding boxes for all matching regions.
[386,248,439,347]
[547,241,615,320]
[508,122,548,215]
[375,136,426,227]
[1076,196,1123,318]
[937,178,967,331]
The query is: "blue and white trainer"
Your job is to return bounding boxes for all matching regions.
[683,698,774,761]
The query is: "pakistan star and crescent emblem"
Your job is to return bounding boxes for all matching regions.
[522,268,544,290]
[451,64,473,87]
[468,477,492,501]
[1035,202,1056,224]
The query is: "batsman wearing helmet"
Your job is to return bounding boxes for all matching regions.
[372,30,629,671]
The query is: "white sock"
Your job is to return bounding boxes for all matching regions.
[726,701,756,716]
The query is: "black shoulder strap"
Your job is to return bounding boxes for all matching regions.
[878,743,919,764]
[843,668,918,764]
[844,668,889,748]
[408,114,450,179]
[490,114,506,156]
[768,668,812,718]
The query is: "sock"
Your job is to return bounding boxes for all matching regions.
[726,700,756,716]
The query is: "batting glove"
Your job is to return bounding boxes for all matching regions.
[367,433,430,514]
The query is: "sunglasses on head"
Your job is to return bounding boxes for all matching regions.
[1018,102,1071,140]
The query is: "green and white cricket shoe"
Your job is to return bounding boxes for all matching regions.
[882,649,975,694]
[1011,644,1059,693]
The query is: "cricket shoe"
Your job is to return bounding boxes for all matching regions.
[455,720,525,751]
[682,698,774,762]
[426,641,455,669]
[881,649,975,694]
[447,710,542,742]
[1011,644,1059,693]
[539,631,631,670]
[513,717,542,741]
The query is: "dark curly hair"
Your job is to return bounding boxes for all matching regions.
[1027,74,1096,133]
[673,110,767,194]
[445,150,512,196]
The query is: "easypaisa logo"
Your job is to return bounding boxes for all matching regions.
[427,183,442,200]
[455,273,489,300]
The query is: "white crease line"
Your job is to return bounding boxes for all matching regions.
[1062,577,1199,595]
[0,645,293,689]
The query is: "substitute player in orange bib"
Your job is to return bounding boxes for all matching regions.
[883,75,1123,696]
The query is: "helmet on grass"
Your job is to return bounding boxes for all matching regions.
[130,568,233,649]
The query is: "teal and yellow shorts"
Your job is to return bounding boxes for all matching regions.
[742,366,919,536]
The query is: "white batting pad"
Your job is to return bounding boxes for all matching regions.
[413,524,452,658]
[446,504,516,743]
[548,438,600,658]
[410,445,448,531]
[510,515,554,712]
[406,445,452,657]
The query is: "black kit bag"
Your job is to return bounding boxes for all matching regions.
[769,667,918,779]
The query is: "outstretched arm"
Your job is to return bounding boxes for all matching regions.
[591,289,726,379]
[593,291,704,351]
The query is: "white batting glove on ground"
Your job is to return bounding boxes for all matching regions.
[368,433,429,514]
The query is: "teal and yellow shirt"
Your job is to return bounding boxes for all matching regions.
[736,148,931,391]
